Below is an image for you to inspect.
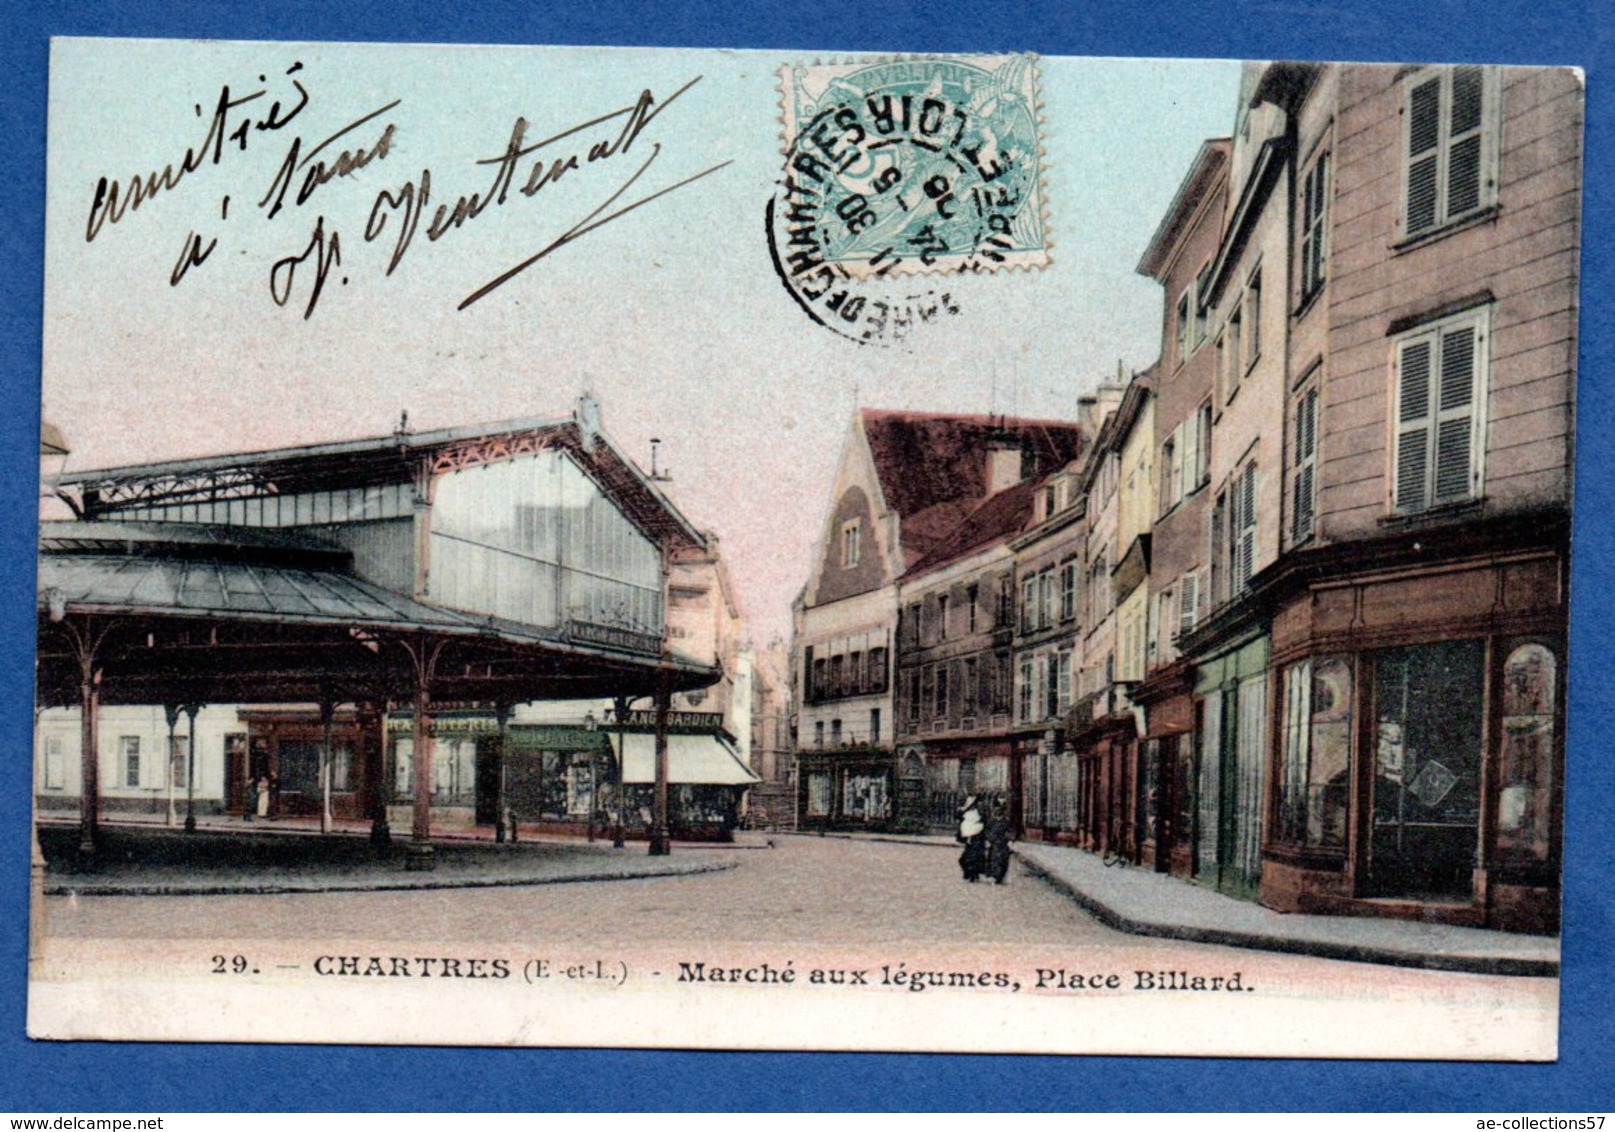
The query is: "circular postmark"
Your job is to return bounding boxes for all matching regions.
[766,55,1046,345]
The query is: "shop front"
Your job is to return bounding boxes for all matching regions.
[1192,633,1270,901]
[796,745,899,832]
[1067,693,1143,860]
[237,708,378,821]
[919,739,1015,833]
[1131,659,1197,877]
[385,711,758,841]
[1015,729,1077,843]
[1263,538,1566,933]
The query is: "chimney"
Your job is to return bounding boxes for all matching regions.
[984,422,1023,496]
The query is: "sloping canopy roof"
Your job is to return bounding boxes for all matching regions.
[861,410,1086,521]
[36,520,718,708]
[39,522,469,631]
[58,405,707,554]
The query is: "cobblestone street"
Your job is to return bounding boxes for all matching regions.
[45,835,1162,947]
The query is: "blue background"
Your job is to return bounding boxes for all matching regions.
[2,0,1609,1113]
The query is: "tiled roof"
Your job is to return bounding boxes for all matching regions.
[860,409,1085,566]
[902,478,1040,579]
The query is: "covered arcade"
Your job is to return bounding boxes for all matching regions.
[36,400,720,867]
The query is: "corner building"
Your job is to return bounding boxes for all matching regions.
[1160,63,1579,932]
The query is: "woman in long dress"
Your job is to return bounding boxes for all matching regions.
[957,795,986,882]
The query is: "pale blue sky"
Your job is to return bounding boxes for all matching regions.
[43,40,1241,639]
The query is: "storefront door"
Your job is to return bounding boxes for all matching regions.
[1367,640,1484,901]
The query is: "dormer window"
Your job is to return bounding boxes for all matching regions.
[840,519,862,568]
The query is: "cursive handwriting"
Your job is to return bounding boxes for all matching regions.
[259,101,400,220]
[460,144,730,309]
[87,65,730,318]
[270,215,341,319]
[86,62,308,242]
[365,77,728,307]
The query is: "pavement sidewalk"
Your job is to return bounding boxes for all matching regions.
[1013,839,1559,977]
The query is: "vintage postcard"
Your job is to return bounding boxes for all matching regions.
[27,37,1580,1058]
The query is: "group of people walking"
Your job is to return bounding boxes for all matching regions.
[955,795,1012,884]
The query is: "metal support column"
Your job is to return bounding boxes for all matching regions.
[404,636,444,871]
[59,614,113,869]
[365,701,391,847]
[319,698,335,835]
[613,695,630,849]
[648,667,672,856]
[495,702,512,844]
[164,703,180,828]
[183,703,199,832]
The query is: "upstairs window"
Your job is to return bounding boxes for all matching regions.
[840,519,862,568]
[1059,561,1077,622]
[1178,572,1201,638]
[1175,289,1193,368]
[1229,464,1258,597]
[1194,263,1212,346]
[867,647,888,693]
[1392,309,1488,513]
[1402,66,1498,240]
[1245,270,1262,369]
[1300,150,1330,302]
[1293,386,1320,543]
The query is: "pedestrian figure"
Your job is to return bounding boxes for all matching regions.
[255,775,271,821]
[985,803,1013,885]
[957,795,986,882]
[244,777,257,822]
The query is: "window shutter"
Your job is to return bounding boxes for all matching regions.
[1395,337,1433,510]
[1179,573,1199,637]
[1228,477,1245,594]
[1447,66,1486,216]
[1294,389,1318,541]
[1405,75,1442,234]
[1434,323,1478,501]
[1237,464,1257,591]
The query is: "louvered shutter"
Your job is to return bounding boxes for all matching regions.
[1236,464,1257,592]
[1405,75,1442,234]
[1434,323,1479,502]
[1227,484,1243,596]
[1293,389,1318,541]
[1178,573,1199,637]
[1447,67,1486,217]
[1395,337,1433,511]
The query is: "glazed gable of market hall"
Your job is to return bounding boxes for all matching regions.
[788,61,1578,934]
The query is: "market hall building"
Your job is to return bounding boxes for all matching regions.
[36,399,737,864]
